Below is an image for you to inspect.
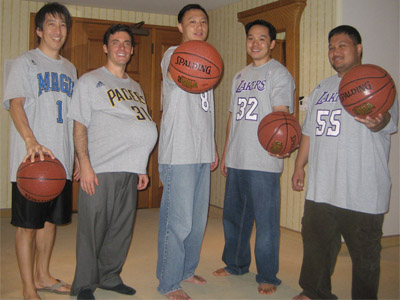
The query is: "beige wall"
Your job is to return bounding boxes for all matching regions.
[1,0,337,232]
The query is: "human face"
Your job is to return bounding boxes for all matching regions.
[36,13,67,58]
[178,9,208,42]
[328,33,362,77]
[246,25,276,67]
[103,31,134,68]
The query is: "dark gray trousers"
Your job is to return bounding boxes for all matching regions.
[71,172,138,295]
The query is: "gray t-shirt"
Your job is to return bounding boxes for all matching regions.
[68,67,157,174]
[158,46,215,165]
[3,48,77,181]
[303,74,398,214]
[225,59,295,173]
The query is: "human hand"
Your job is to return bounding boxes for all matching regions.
[354,112,390,132]
[79,163,98,195]
[292,167,305,191]
[211,150,219,171]
[137,174,149,190]
[220,156,227,177]
[23,139,55,162]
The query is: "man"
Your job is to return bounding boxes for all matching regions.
[156,4,219,300]
[3,3,76,299]
[292,25,398,300]
[213,20,295,296]
[68,24,157,300]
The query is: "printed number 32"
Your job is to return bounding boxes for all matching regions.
[236,97,258,121]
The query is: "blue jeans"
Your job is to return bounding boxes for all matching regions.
[157,164,211,294]
[222,168,281,286]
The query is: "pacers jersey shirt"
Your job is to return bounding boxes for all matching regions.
[68,67,157,175]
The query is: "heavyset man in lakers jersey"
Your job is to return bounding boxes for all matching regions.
[292,25,398,300]
[68,24,157,300]
[3,3,77,299]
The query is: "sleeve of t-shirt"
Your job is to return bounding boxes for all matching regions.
[67,75,92,128]
[380,95,398,134]
[3,56,35,110]
[302,87,317,137]
[270,66,295,113]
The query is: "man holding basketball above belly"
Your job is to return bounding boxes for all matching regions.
[3,3,77,299]
[213,20,295,296]
[157,4,218,300]
[291,25,398,300]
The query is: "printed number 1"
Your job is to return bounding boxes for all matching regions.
[56,100,63,123]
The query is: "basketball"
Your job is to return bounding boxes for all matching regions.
[258,112,302,156]
[16,154,66,203]
[339,64,396,118]
[169,40,223,93]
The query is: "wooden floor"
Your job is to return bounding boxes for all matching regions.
[1,207,399,299]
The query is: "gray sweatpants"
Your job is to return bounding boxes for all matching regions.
[71,172,138,295]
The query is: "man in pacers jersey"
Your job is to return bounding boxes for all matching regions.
[213,20,295,296]
[68,24,157,300]
[291,25,398,300]
[3,3,77,299]
[156,4,219,300]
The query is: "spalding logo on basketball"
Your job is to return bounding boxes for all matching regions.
[16,154,66,203]
[339,64,396,118]
[169,40,223,93]
[258,112,302,156]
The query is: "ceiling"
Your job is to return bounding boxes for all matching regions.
[49,0,241,15]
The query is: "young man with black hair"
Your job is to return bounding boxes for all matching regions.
[3,3,76,299]
[213,19,295,296]
[292,25,398,300]
[157,4,219,300]
[69,24,157,300]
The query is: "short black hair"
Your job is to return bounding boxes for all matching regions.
[328,25,362,45]
[35,2,72,43]
[245,19,277,41]
[103,24,135,47]
[178,4,209,23]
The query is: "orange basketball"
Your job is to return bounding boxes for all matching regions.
[16,154,66,203]
[169,40,223,93]
[339,64,396,118]
[258,112,302,156]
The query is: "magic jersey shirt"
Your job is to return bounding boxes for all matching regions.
[68,67,157,175]
[225,59,295,173]
[158,46,215,165]
[3,48,77,181]
[303,74,398,214]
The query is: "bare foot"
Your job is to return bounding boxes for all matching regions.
[184,275,206,285]
[23,291,41,300]
[293,293,311,300]
[212,268,231,276]
[165,289,192,300]
[258,283,277,295]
